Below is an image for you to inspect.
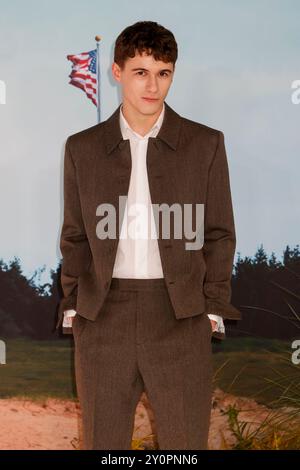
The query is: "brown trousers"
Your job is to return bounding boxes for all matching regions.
[72,277,213,450]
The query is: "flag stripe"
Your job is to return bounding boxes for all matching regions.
[67,49,98,107]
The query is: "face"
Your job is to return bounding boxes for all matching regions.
[112,50,174,116]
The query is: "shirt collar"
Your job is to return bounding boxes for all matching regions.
[119,102,165,140]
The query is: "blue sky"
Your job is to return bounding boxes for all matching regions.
[0,0,299,284]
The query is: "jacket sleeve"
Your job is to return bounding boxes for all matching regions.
[56,137,91,328]
[202,131,241,320]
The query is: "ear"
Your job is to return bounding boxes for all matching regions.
[112,62,122,83]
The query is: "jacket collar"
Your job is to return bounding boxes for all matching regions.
[104,100,182,155]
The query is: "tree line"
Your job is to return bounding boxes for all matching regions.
[0,243,299,340]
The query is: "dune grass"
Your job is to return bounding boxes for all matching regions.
[212,338,298,407]
[0,336,299,449]
[0,337,77,399]
[0,336,297,406]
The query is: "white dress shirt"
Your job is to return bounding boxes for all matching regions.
[63,103,225,334]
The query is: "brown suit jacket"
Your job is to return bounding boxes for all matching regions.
[56,101,241,336]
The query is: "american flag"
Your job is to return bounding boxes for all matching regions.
[67,49,98,107]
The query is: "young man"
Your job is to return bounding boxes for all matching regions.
[57,21,241,450]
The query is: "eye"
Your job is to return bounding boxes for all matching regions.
[136,71,146,76]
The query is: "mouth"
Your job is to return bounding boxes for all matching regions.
[142,97,159,102]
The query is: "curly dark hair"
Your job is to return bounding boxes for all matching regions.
[114,21,178,70]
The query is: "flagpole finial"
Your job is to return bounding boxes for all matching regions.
[95,35,102,42]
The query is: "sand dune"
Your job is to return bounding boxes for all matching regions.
[0,388,297,450]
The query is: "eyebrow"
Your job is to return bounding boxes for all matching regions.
[131,67,173,73]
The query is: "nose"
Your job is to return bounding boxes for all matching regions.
[146,74,159,93]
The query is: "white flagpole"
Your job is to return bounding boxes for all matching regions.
[95,35,101,123]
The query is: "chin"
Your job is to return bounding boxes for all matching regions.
[140,99,163,113]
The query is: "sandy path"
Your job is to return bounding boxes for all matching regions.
[0,389,297,449]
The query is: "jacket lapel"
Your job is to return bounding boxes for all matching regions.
[92,101,184,254]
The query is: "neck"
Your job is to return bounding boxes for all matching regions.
[121,100,163,137]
